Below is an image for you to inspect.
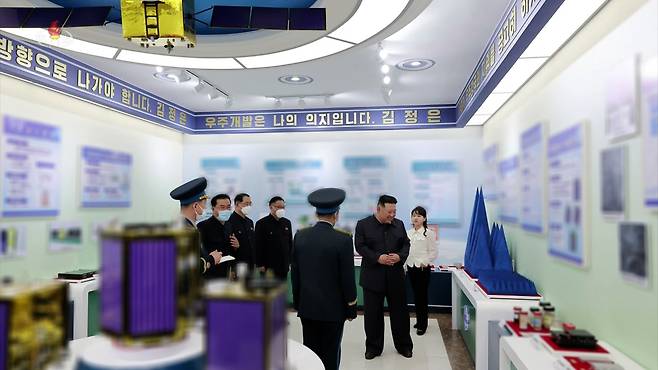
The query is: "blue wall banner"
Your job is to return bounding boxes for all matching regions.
[0,33,195,133]
[456,0,565,126]
[195,105,456,133]
[0,33,458,134]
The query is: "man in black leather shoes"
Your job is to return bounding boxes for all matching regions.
[356,195,414,360]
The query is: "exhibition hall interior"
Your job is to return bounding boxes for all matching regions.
[0,0,656,369]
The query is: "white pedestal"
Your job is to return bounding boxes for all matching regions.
[66,278,99,340]
[451,269,540,370]
[499,335,644,370]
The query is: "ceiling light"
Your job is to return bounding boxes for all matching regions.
[521,0,607,58]
[152,69,190,83]
[329,0,409,44]
[396,59,435,71]
[194,80,208,93]
[380,65,391,74]
[466,114,491,126]
[473,93,512,116]
[117,50,243,69]
[278,75,314,85]
[378,48,388,60]
[387,89,393,97]
[155,66,164,73]
[383,75,391,85]
[0,27,118,59]
[208,89,220,100]
[493,57,547,93]
[238,38,352,68]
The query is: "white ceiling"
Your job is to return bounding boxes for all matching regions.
[9,0,510,112]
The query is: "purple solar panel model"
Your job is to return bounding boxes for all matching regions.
[0,302,7,370]
[205,284,287,370]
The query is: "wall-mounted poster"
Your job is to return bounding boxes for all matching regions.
[1,115,61,217]
[482,144,499,200]
[605,57,639,141]
[548,123,588,267]
[80,146,132,208]
[619,222,648,287]
[342,156,388,222]
[498,155,520,224]
[521,123,545,233]
[49,222,83,252]
[264,159,323,206]
[600,146,626,218]
[0,224,27,258]
[410,161,461,225]
[641,55,658,208]
[200,157,242,198]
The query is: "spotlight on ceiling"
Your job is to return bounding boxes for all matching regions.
[380,64,390,74]
[383,75,391,85]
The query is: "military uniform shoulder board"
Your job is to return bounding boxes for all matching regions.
[334,228,352,236]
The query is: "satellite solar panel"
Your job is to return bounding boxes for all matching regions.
[250,7,288,30]
[100,238,123,334]
[22,7,70,28]
[289,8,326,30]
[65,6,111,27]
[129,239,176,337]
[0,303,7,370]
[0,8,33,28]
[210,6,251,29]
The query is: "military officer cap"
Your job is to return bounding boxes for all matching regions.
[170,177,208,206]
[308,188,346,215]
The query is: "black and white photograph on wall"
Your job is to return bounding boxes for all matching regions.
[601,146,626,218]
[619,222,648,286]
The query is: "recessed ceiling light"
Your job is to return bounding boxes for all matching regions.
[155,66,164,73]
[396,59,435,71]
[383,75,391,85]
[380,65,391,74]
[278,75,314,85]
[152,69,190,83]
[378,49,388,60]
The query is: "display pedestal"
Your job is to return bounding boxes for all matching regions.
[451,269,540,370]
[64,277,99,340]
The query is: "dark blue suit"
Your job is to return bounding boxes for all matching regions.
[291,221,357,370]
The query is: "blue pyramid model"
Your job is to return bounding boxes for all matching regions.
[464,187,492,277]
[492,225,513,271]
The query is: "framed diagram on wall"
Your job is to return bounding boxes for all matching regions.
[1,115,61,217]
[520,123,546,233]
[600,146,626,218]
[605,56,639,142]
[498,155,520,224]
[641,55,658,209]
[80,146,132,208]
[410,160,461,225]
[547,122,589,267]
[482,144,499,200]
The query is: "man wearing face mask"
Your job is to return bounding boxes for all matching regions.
[197,194,240,278]
[228,193,255,273]
[169,177,222,275]
[254,196,293,280]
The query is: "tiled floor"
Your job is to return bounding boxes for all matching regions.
[288,312,473,370]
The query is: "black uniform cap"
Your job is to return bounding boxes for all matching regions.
[308,188,346,215]
[170,177,208,206]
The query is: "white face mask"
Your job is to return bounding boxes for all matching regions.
[275,209,286,219]
[217,210,232,222]
[241,205,252,215]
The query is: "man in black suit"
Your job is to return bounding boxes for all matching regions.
[355,194,413,359]
[291,188,357,370]
[228,193,255,275]
[255,196,293,280]
[197,194,240,278]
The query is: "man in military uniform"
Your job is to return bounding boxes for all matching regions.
[255,196,293,280]
[170,177,222,275]
[291,188,357,370]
